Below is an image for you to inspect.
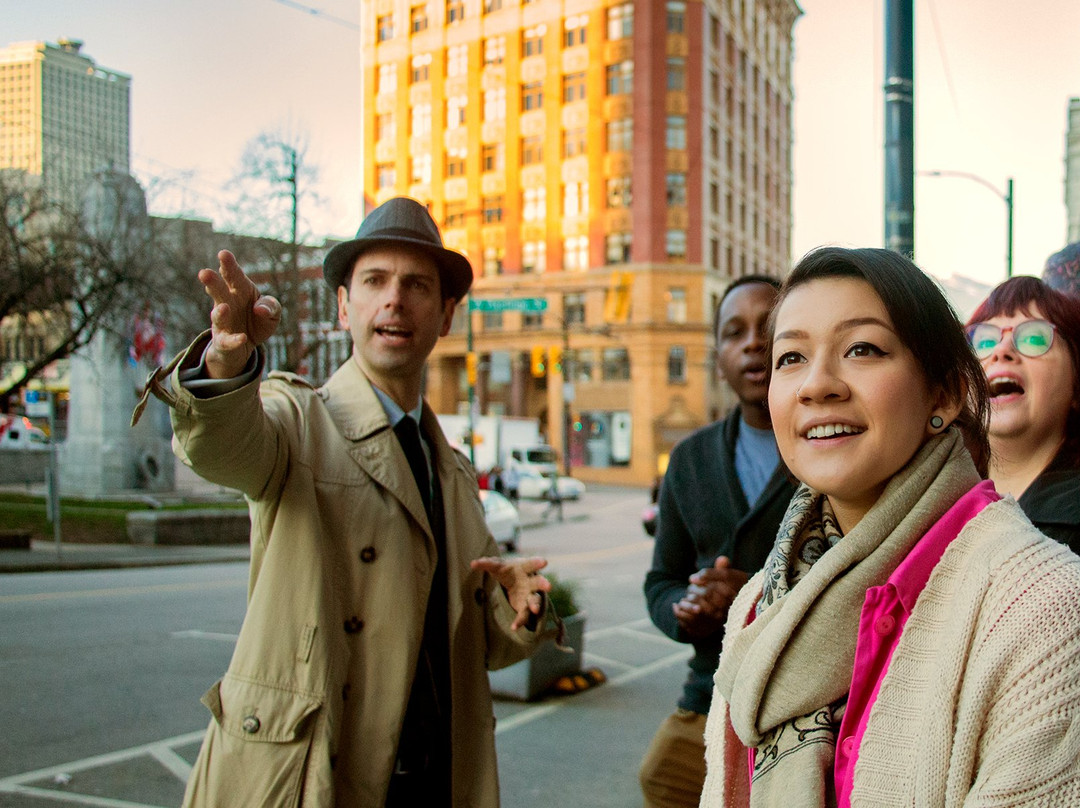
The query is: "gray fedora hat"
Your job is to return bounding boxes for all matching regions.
[323,197,474,301]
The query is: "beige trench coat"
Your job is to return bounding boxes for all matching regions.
[151,335,550,808]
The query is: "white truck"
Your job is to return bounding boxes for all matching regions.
[0,415,49,450]
[435,414,544,473]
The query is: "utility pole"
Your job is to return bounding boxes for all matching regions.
[884,0,915,257]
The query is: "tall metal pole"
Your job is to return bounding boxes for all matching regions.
[466,299,475,467]
[884,0,915,256]
[1005,177,1014,278]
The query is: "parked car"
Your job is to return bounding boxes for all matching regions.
[516,471,585,501]
[0,415,49,450]
[480,489,522,552]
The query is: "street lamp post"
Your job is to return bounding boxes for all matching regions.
[921,170,1014,279]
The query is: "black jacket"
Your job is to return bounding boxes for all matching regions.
[1018,450,1080,555]
[644,408,796,713]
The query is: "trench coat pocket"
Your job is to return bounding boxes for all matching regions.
[193,677,323,807]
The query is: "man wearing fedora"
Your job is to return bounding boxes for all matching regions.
[135,197,555,808]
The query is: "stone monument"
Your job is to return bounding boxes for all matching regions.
[61,168,175,495]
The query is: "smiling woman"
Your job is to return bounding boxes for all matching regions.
[700,247,1080,808]
[967,276,1080,551]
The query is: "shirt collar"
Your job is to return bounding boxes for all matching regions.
[370,385,423,427]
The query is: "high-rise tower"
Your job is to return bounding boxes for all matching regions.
[360,0,801,484]
[0,38,131,208]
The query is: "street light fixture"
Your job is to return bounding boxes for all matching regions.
[920,170,1014,279]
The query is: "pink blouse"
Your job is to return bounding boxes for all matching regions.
[834,480,1000,806]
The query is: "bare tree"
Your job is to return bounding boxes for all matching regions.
[0,169,162,406]
[221,129,331,376]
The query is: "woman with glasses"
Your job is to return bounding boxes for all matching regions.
[700,248,1080,807]
[966,276,1080,552]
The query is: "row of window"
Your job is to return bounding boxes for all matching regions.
[378,2,633,44]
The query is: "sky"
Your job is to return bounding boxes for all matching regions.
[6,0,1080,292]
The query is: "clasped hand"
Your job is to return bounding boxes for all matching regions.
[672,556,748,639]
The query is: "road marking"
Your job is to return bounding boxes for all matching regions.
[0,730,205,791]
[0,784,167,807]
[171,629,239,642]
[147,743,193,782]
[0,579,245,604]
[546,539,653,565]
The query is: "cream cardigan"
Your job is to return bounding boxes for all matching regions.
[701,497,1080,807]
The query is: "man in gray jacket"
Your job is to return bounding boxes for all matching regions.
[136,197,554,808]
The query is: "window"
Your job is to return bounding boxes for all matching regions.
[483,87,506,121]
[482,143,504,172]
[563,127,586,158]
[521,135,544,165]
[482,311,504,330]
[564,236,589,271]
[522,26,545,57]
[445,149,466,176]
[666,287,687,323]
[666,229,687,258]
[564,293,586,325]
[710,182,719,214]
[522,240,547,273]
[606,118,633,152]
[411,53,431,84]
[411,153,432,184]
[667,346,687,383]
[572,349,594,382]
[563,181,588,217]
[522,186,546,221]
[377,13,394,41]
[483,245,505,276]
[484,0,502,12]
[563,72,586,103]
[446,95,467,127]
[377,163,396,189]
[667,57,686,92]
[666,1,686,33]
[482,195,503,223]
[564,15,587,47]
[607,2,633,40]
[377,63,397,95]
[522,311,543,329]
[606,176,631,208]
[376,113,395,142]
[446,0,464,23]
[446,44,467,76]
[411,4,428,33]
[522,81,544,111]
[484,36,505,65]
[666,115,687,150]
[666,173,686,205]
[602,348,631,380]
[605,61,633,96]
[605,232,631,264]
[410,103,432,137]
[444,200,466,227]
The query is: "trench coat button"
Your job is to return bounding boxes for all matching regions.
[474,587,487,606]
[360,546,376,563]
[344,616,364,634]
[241,715,261,734]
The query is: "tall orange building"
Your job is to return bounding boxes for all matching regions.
[361,0,801,485]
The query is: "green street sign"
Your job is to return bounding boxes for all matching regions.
[469,297,548,313]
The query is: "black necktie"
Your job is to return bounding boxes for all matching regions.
[394,416,431,516]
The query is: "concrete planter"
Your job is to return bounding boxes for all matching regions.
[488,612,586,701]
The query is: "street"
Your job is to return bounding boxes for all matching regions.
[0,485,691,807]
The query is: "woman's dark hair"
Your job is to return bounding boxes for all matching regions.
[968,275,1080,466]
[768,247,991,476]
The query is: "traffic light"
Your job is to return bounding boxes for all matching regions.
[548,345,563,375]
[603,271,634,323]
[530,346,547,377]
[466,351,479,385]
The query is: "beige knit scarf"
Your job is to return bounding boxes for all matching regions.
[713,430,981,808]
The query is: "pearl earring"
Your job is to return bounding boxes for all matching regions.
[929,415,944,430]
